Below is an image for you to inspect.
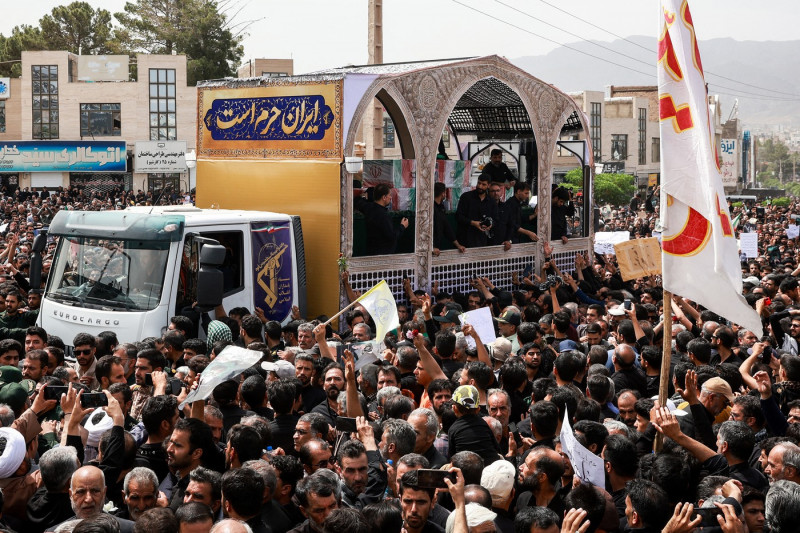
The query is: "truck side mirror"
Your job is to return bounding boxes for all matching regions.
[29,232,48,290]
[197,243,226,308]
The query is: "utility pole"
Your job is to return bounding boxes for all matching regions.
[368,0,383,160]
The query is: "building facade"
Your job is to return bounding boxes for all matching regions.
[0,51,197,196]
[236,58,293,79]
[555,87,662,191]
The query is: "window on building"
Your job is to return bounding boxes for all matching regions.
[261,72,288,77]
[652,137,660,163]
[0,101,5,133]
[590,102,601,160]
[611,134,628,161]
[149,68,177,140]
[441,129,450,148]
[32,65,59,139]
[80,103,121,137]
[638,108,647,165]
[383,113,395,148]
[148,173,181,196]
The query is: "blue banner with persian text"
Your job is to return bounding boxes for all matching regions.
[203,95,334,141]
[251,221,294,323]
[0,141,127,172]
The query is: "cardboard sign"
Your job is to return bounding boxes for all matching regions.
[615,238,662,280]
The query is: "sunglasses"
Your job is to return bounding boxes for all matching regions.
[74,349,93,355]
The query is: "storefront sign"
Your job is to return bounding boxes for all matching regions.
[720,138,738,187]
[198,81,342,159]
[134,141,187,173]
[0,141,126,172]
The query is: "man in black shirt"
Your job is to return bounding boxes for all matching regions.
[550,187,574,244]
[504,181,539,243]
[480,149,516,186]
[448,385,500,466]
[268,380,300,455]
[488,182,511,250]
[354,183,408,255]
[432,182,465,256]
[456,174,498,248]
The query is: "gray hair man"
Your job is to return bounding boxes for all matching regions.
[122,467,159,521]
[28,446,81,531]
[765,479,800,533]
[407,408,446,468]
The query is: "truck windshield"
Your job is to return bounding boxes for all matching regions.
[45,236,170,311]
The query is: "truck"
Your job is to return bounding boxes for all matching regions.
[35,206,306,346]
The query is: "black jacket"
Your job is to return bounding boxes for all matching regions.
[340,450,387,509]
[456,189,499,248]
[26,489,73,533]
[354,196,405,255]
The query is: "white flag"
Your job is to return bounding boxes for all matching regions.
[356,280,400,342]
[657,0,762,335]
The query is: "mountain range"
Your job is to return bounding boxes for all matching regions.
[511,36,800,129]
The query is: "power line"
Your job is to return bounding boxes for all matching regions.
[531,0,800,99]
[455,0,800,102]
[491,0,654,68]
[534,0,653,54]
[449,0,655,79]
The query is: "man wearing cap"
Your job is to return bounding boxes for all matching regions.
[430,308,460,337]
[488,338,512,373]
[481,459,516,533]
[652,408,768,492]
[495,310,520,353]
[677,371,734,449]
[449,384,501,465]
[263,360,296,382]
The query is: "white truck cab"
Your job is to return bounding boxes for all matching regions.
[38,206,306,346]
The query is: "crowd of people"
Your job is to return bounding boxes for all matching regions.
[1,184,800,533]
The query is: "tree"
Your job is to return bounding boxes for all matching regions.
[177,0,244,85]
[564,168,636,206]
[116,0,244,85]
[39,2,121,55]
[0,25,47,77]
[0,3,124,77]
[115,0,183,54]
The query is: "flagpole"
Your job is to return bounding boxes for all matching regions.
[654,289,673,453]
[323,298,361,327]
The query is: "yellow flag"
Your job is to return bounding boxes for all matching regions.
[356,280,400,342]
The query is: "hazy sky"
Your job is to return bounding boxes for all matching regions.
[1,0,797,74]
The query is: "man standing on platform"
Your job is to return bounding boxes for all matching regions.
[456,175,498,248]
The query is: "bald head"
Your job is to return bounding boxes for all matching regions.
[614,345,636,368]
[71,465,105,490]
[211,519,253,533]
[70,466,106,519]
